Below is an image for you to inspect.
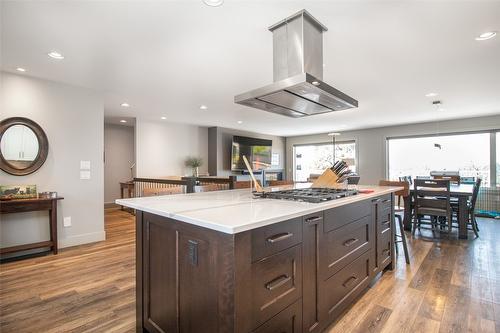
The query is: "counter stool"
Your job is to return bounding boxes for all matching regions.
[379,180,410,264]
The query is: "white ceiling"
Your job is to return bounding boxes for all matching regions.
[2,0,500,136]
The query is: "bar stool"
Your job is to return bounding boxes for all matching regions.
[379,180,410,264]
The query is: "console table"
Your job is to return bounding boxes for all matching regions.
[0,197,64,256]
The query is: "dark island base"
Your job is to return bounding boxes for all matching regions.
[136,193,395,333]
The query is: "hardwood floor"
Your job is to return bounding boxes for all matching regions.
[1,209,499,332]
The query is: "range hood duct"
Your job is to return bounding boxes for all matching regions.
[235,9,358,118]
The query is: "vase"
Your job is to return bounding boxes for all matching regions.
[192,167,199,177]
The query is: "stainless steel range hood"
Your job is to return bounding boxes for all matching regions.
[235,10,358,118]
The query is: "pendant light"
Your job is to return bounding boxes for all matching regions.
[328,132,341,166]
[432,101,444,150]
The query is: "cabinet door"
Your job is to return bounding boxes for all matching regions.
[142,214,220,333]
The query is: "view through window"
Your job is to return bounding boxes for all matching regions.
[294,142,356,182]
[497,132,499,187]
[388,132,490,186]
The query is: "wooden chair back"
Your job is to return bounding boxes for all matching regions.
[413,179,451,218]
[143,186,183,197]
[470,178,482,212]
[268,180,294,187]
[398,175,413,185]
[196,184,221,192]
[433,175,460,184]
[233,180,262,189]
[379,180,409,197]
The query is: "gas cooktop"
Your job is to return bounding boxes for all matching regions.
[254,188,358,203]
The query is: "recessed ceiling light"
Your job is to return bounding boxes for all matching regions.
[120,120,127,123]
[48,51,64,60]
[475,31,497,41]
[425,92,438,97]
[203,0,224,7]
[120,102,130,107]
[312,81,320,86]
[237,120,243,124]
[16,67,26,72]
[161,116,167,120]
[200,105,208,110]
[327,132,341,136]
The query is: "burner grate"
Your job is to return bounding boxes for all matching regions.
[255,188,358,203]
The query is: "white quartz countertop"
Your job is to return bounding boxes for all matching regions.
[116,185,402,234]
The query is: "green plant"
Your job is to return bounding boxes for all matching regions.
[184,156,203,168]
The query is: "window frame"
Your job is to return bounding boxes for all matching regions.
[292,140,357,182]
[385,129,499,187]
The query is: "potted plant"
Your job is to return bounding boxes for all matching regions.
[184,157,203,177]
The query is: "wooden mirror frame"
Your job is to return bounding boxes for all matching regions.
[0,117,49,176]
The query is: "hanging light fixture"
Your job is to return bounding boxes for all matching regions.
[328,132,341,165]
[432,101,443,150]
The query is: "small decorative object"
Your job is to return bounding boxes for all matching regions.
[0,184,37,200]
[184,157,203,177]
[39,191,57,199]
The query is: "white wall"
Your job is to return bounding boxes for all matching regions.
[286,114,500,185]
[104,123,135,204]
[0,72,105,253]
[135,119,208,177]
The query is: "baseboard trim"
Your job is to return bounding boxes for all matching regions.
[104,202,119,209]
[59,230,106,249]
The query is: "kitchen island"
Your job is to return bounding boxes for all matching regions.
[117,185,401,333]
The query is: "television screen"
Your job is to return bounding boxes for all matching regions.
[231,136,272,171]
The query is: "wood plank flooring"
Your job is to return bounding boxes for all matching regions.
[1,209,499,332]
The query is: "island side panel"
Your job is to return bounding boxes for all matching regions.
[137,211,236,333]
[136,210,143,333]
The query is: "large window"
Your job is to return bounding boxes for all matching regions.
[388,132,491,186]
[497,132,500,187]
[294,142,356,182]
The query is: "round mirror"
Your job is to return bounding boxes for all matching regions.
[0,117,48,176]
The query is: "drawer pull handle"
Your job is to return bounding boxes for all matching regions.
[381,220,390,225]
[342,275,358,288]
[305,216,322,223]
[343,238,359,247]
[267,232,293,243]
[381,199,391,203]
[265,274,291,291]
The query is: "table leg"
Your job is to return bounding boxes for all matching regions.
[50,200,58,254]
[403,196,411,231]
[120,186,125,210]
[458,196,468,239]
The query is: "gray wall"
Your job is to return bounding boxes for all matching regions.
[0,72,105,252]
[209,127,286,179]
[104,123,135,204]
[135,119,208,177]
[286,114,500,185]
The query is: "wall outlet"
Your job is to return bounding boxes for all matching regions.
[80,160,91,170]
[80,170,91,180]
[63,216,72,227]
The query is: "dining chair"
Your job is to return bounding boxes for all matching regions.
[412,179,452,235]
[450,178,481,237]
[268,180,294,186]
[397,176,413,208]
[379,180,410,264]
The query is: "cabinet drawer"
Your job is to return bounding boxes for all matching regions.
[321,215,373,280]
[324,200,371,233]
[378,194,392,210]
[252,299,302,333]
[251,245,302,328]
[251,217,302,262]
[377,227,392,269]
[321,251,371,320]
[378,206,391,234]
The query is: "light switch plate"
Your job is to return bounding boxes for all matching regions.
[80,170,91,180]
[80,160,91,170]
[63,216,72,227]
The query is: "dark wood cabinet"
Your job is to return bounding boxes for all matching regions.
[136,194,394,333]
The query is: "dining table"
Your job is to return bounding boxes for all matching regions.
[403,183,474,239]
